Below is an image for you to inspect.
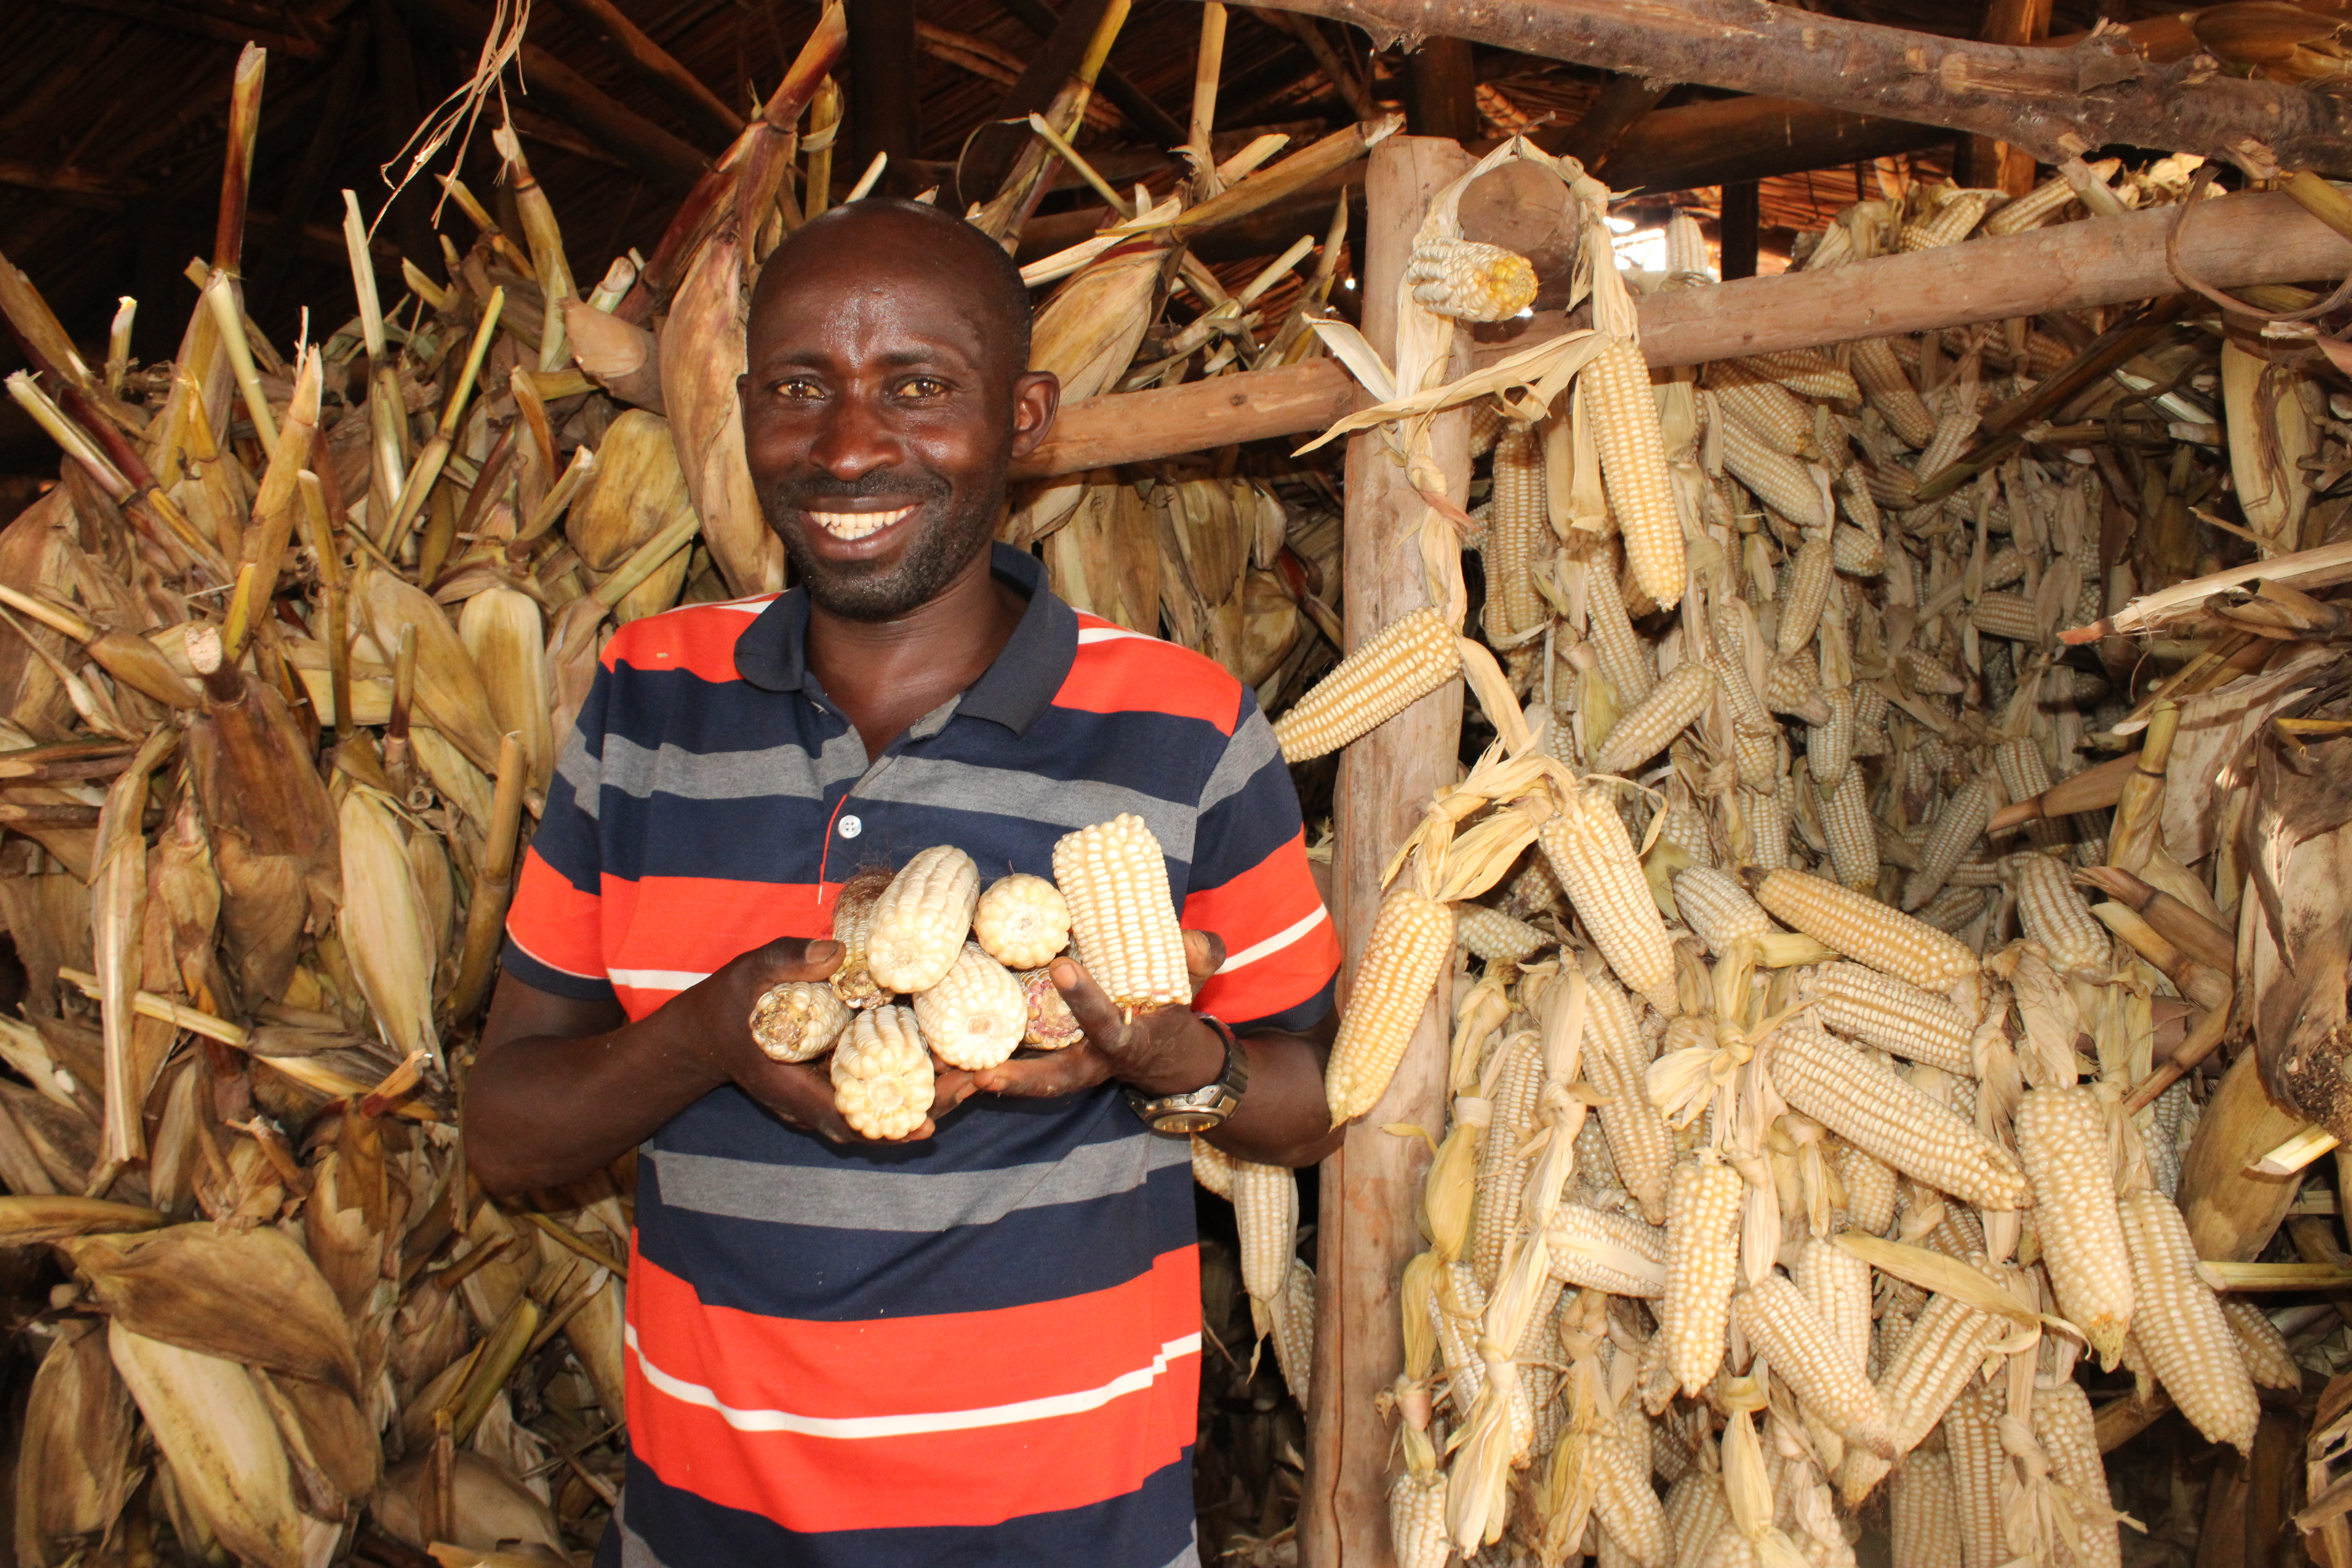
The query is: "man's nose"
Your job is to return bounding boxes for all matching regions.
[808,390,903,479]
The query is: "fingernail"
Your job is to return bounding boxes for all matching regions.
[808,939,842,962]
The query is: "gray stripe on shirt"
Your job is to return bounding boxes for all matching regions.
[850,755,1196,867]
[595,729,867,806]
[1194,710,1276,817]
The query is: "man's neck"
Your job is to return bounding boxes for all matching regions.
[804,547,1029,761]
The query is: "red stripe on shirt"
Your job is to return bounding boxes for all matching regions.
[1184,829,1341,1026]
[603,597,780,686]
[506,849,610,982]
[1055,619,1241,733]
[625,1248,1200,1532]
[596,874,837,1016]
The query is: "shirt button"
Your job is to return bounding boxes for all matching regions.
[838,814,863,839]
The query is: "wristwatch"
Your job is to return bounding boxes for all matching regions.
[1122,1015,1249,1135]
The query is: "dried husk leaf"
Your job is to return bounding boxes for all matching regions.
[337,786,442,1071]
[15,1319,136,1568]
[108,1322,306,1568]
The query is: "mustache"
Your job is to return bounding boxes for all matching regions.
[770,468,953,508]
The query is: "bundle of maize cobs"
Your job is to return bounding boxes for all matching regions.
[747,815,1191,1137]
[1246,142,2352,1566]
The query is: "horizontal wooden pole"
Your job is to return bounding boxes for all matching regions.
[1020,188,2352,475]
[1595,97,1953,196]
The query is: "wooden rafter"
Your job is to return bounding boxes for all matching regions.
[1205,0,2352,175]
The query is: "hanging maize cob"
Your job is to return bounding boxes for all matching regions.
[1777,537,1836,655]
[1661,1157,1741,1394]
[1941,1382,2009,1568]
[1900,189,1998,250]
[1720,417,1827,529]
[2117,1190,2258,1455]
[1769,1025,2029,1209]
[1889,1447,1961,1568]
[1407,236,1539,322]
[972,873,1071,971]
[2009,853,2110,981]
[1270,1258,1316,1404]
[1848,338,1937,448]
[1191,1134,1236,1199]
[1054,814,1191,1011]
[1585,974,1673,1224]
[1232,1157,1298,1339]
[1815,769,1881,891]
[2014,1088,2132,1365]
[2219,1298,2299,1391]
[1272,607,1463,763]
[1324,886,1455,1124]
[1586,340,1687,610]
[1750,869,1979,992]
[2034,1379,2122,1568]
[1802,962,1976,1076]
[865,845,982,995]
[1546,1202,1671,1297]
[1455,903,1552,964]
[1841,1287,2007,1504]
[1390,1423,1452,1568]
[1597,661,1717,777]
[1472,1029,1545,1290]
[1837,1144,1900,1236]
[1540,782,1677,1012]
[1584,554,1657,706]
[1484,422,1548,641]
[1733,1274,1896,1456]
[1901,777,1996,912]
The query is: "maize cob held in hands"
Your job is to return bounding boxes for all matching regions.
[913,943,1027,1070]
[832,1005,935,1139]
[1054,814,1191,1012]
[866,846,981,995]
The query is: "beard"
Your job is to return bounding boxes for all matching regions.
[759,466,1000,621]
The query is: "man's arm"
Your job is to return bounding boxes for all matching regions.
[465,937,975,1195]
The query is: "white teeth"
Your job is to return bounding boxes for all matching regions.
[810,505,915,540]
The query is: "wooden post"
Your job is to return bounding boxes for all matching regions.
[1964,0,2054,194]
[1720,179,1760,280]
[1302,134,1472,1568]
[849,0,920,195]
[1404,38,1479,143]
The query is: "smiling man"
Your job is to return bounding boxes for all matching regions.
[466,199,1345,1568]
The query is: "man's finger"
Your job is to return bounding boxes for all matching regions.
[751,936,844,985]
[974,1051,1102,1099]
[931,1064,980,1120]
[1181,928,1225,985]
[1048,956,1125,1045]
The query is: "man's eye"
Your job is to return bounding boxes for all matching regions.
[775,378,824,400]
[900,376,949,399]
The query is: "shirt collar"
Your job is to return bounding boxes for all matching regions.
[733,541,1077,737]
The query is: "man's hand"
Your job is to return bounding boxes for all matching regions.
[701,936,975,1144]
[969,931,1228,1102]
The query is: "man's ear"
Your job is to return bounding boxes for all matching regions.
[1008,370,1061,460]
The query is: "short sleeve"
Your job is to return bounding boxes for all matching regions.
[1179,692,1341,1035]
[501,659,617,1003]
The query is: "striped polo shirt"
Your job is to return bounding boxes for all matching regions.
[504,542,1340,1567]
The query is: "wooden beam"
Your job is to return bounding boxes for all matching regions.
[1208,0,2352,176]
[400,0,709,196]
[1965,0,2055,196]
[1009,186,2352,476]
[550,0,745,151]
[1402,37,1477,142]
[1719,178,1759,279]
[998,0,1190,147]
[1301,133,1470,1568]
[1596,96,1951,195]
[49,0,324,57]
[849,0,921,194]
[1544,71,1672,168]
[0,162,144,206]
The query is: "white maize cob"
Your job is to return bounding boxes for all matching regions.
[829,866,897,1008]
[1232,1157,1298,1331]
[1408,235,1539,321]
[866,845,982,995]
[1598,660,1717,776]
[2221,1298,2301,1391]
[832,1005,935,1139]
[1751,868,1978,991]
[1472,1029,1546,1289]
[1454,902,1551,965]
[1389,1426,1451,1568]
[1673,865,1774,951]
[1586,973,1672,1224]
[1586,339,1687,610]
[1831,524,1884,575]
[1661,1157,1741,1393]
[1968,590,2043,644]
[2035,1379,2121,1568]
[1191,1134,1235,1199]
[2118,1189,2259,1455]
[1484,422,1548,641]
[1739,350,1860,405]
[1054,814,1191,1011]
[1839,1286,2007,1505]
[1721,417,1827,528]
[1540,782,1677,1012]
[1769,1024,2029,1209]
[1942,1382,2008,1568]
[1270,1257,1315,1405]
[2009,853,2109,981]
[749,980,853,1063]
[1764,651,1831,726]
[2015,1087,2132,1366]
[1901,189,1997,250]
[1849,338,1936,448]
[1993,737,2063,852]
[1777,537,1835,654]
[1548,1202,1670,1298]
[1596,1425,1676,1568]
[1889,1448,1960,1568]
[1668,1471,1732,1568]
[1018,965,1085,1049]
[1744,786,1791,871]
[1795,1236,1872,1373]
[1733,1274,1896,1456]
[1984,171,2083,235]
[1803,961,1976,1076]
[972,873,1070,971]
[1272,607,1463,763]
[1324,886,1455,1123]
[1815,768,1880,892]
[1836,1143,1899,1236]
[1586,555,1657,706]
[912,942,1027,1070]
[1901,777,1996,911]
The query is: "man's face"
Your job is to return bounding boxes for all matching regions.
[739,225,1054,621]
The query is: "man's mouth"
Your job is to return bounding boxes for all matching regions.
[806,504,917,541]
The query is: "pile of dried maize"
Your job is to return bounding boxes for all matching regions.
[1212,140,2352,1566]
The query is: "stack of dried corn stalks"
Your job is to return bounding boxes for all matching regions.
[1220,138,2352,1566]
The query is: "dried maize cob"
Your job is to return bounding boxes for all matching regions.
[1835,466,1884,539]
[1432,1259,1490,1415]
[1836,1143,1899,1235]
[1408,235,1539,322]
[1586,974,1672,1224]
[1740,350,1860,405]
[1662,1157,1741,1392]
[1984,170,2082,235]
[2035,1379,2121,1568]
[1540,783,1677,1012]
[1889,1447,1960,1568]
[1900,189,1996,250]
[1270,1257,1315,1405]
[749,980,853,1064]
[1054,814,1191,1011]
[1849,338,1936,448]
[1596,1426,1676,1568]
[1770,1025,2028,1208]
[2010,855,2109,981]
[1548,1202,1670,1298]
[1455,902,1551,964]
[1916,406,1980,489]
[1469,397,1504,458]
[1018,965,1085,1049]
[1668,1471,1733,1568]
[829,866,896,1008]
[1232,1156,1298,1336]
[1765,651,1831,725]
[1916,884,1988,934]
[2118,1189,2258,1454]
[1803,961,1976,1076]
[1657,797,1717,870]
[1902,777,1995,911]
[1586,339,1687,610]
[1191,1134,1235,1199]
[1272,607,1463,763]
[1967,591,2042,645]
[972,873,1070,971]
[1325,886,1455,1123]
[1898,646,1967,697]
[1721,417,1827,528]
[1390,1424,1451,1568]
[1840,1287,2006,1505]
[1815,768,1880,891]
[1736,1274,1896,1455]
[1473,1029,1545,1289]
[1993,737,2063,852]
[1598,660,1717,776]
[1711,369,1814,456]
[1673,865,1774,951]
[1795,1236,1873,1372]
[866,845,981,995]
[1778,537,1836,654]
[1831,525,1885,575]
[1942,1382,2008,1568]
[2015,1088,2132,1365]
[913,942,1027,1071]
[1751,868,1978,991]
[1585,555,1657,706]
[2220,1298,2299,1391]
[1484,422,1548,641]
[832,1005,935,1139]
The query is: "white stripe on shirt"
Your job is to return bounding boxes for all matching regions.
[1213,907,1329,975]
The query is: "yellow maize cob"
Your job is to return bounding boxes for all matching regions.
[1018,965,1085,1049]
[1968,590,2043,644]
[1472,1029,1545,1289]
[1054,813,1192,1011]
[828,866,896,1008]
[2118,1189,2258,1455]
[1270,1257,1315,1405]
[1454,902,1551,964]
[1191,1133,1235,1199]
[971,872,1070,971]
[1889,1448,1961,1568]
[2220,1298,2300,1391]
[832,1005,935,1139]
[1803,961,1976,1076]
[1540,783,1677,1012]
[1735,1274,1896,1457]
[1902,777,1996,912]
[1722,416,1827,528]
[1751,868,1978,991]
[1272,606,1463,764]
[1816,768,1880,891]
[1408,235,1539,322]
[1324,886,1455,1123]
[1232,1156,1298,1334]
[1710,368,1814,456]
[1586,339,1686,610]
[2035,1379,2121,1568]
[1941,1382,2009,1568]
[913,942,1027,1070]
[1547,1202,1670,1298]
[1769,1024,2029,1208]
[1661,1156,1741,1393]
[1836,1142,1899,1236]
[1597,660,1717,776]
[866,845,982,994]
[1584,554,1657,707]
[2015,1087,2133,1366]
[1849,338,1936,448]
[1483,422,1547,641]
[748,979,853,1063]
[1586,973,1673,1224]
[1900,189,1997,250]
[1993,737,2063,852]
[2008,853,2109,981]
[1984,170,2084,235]
[1777,537,1836,655]
[1739,350,1861,405]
